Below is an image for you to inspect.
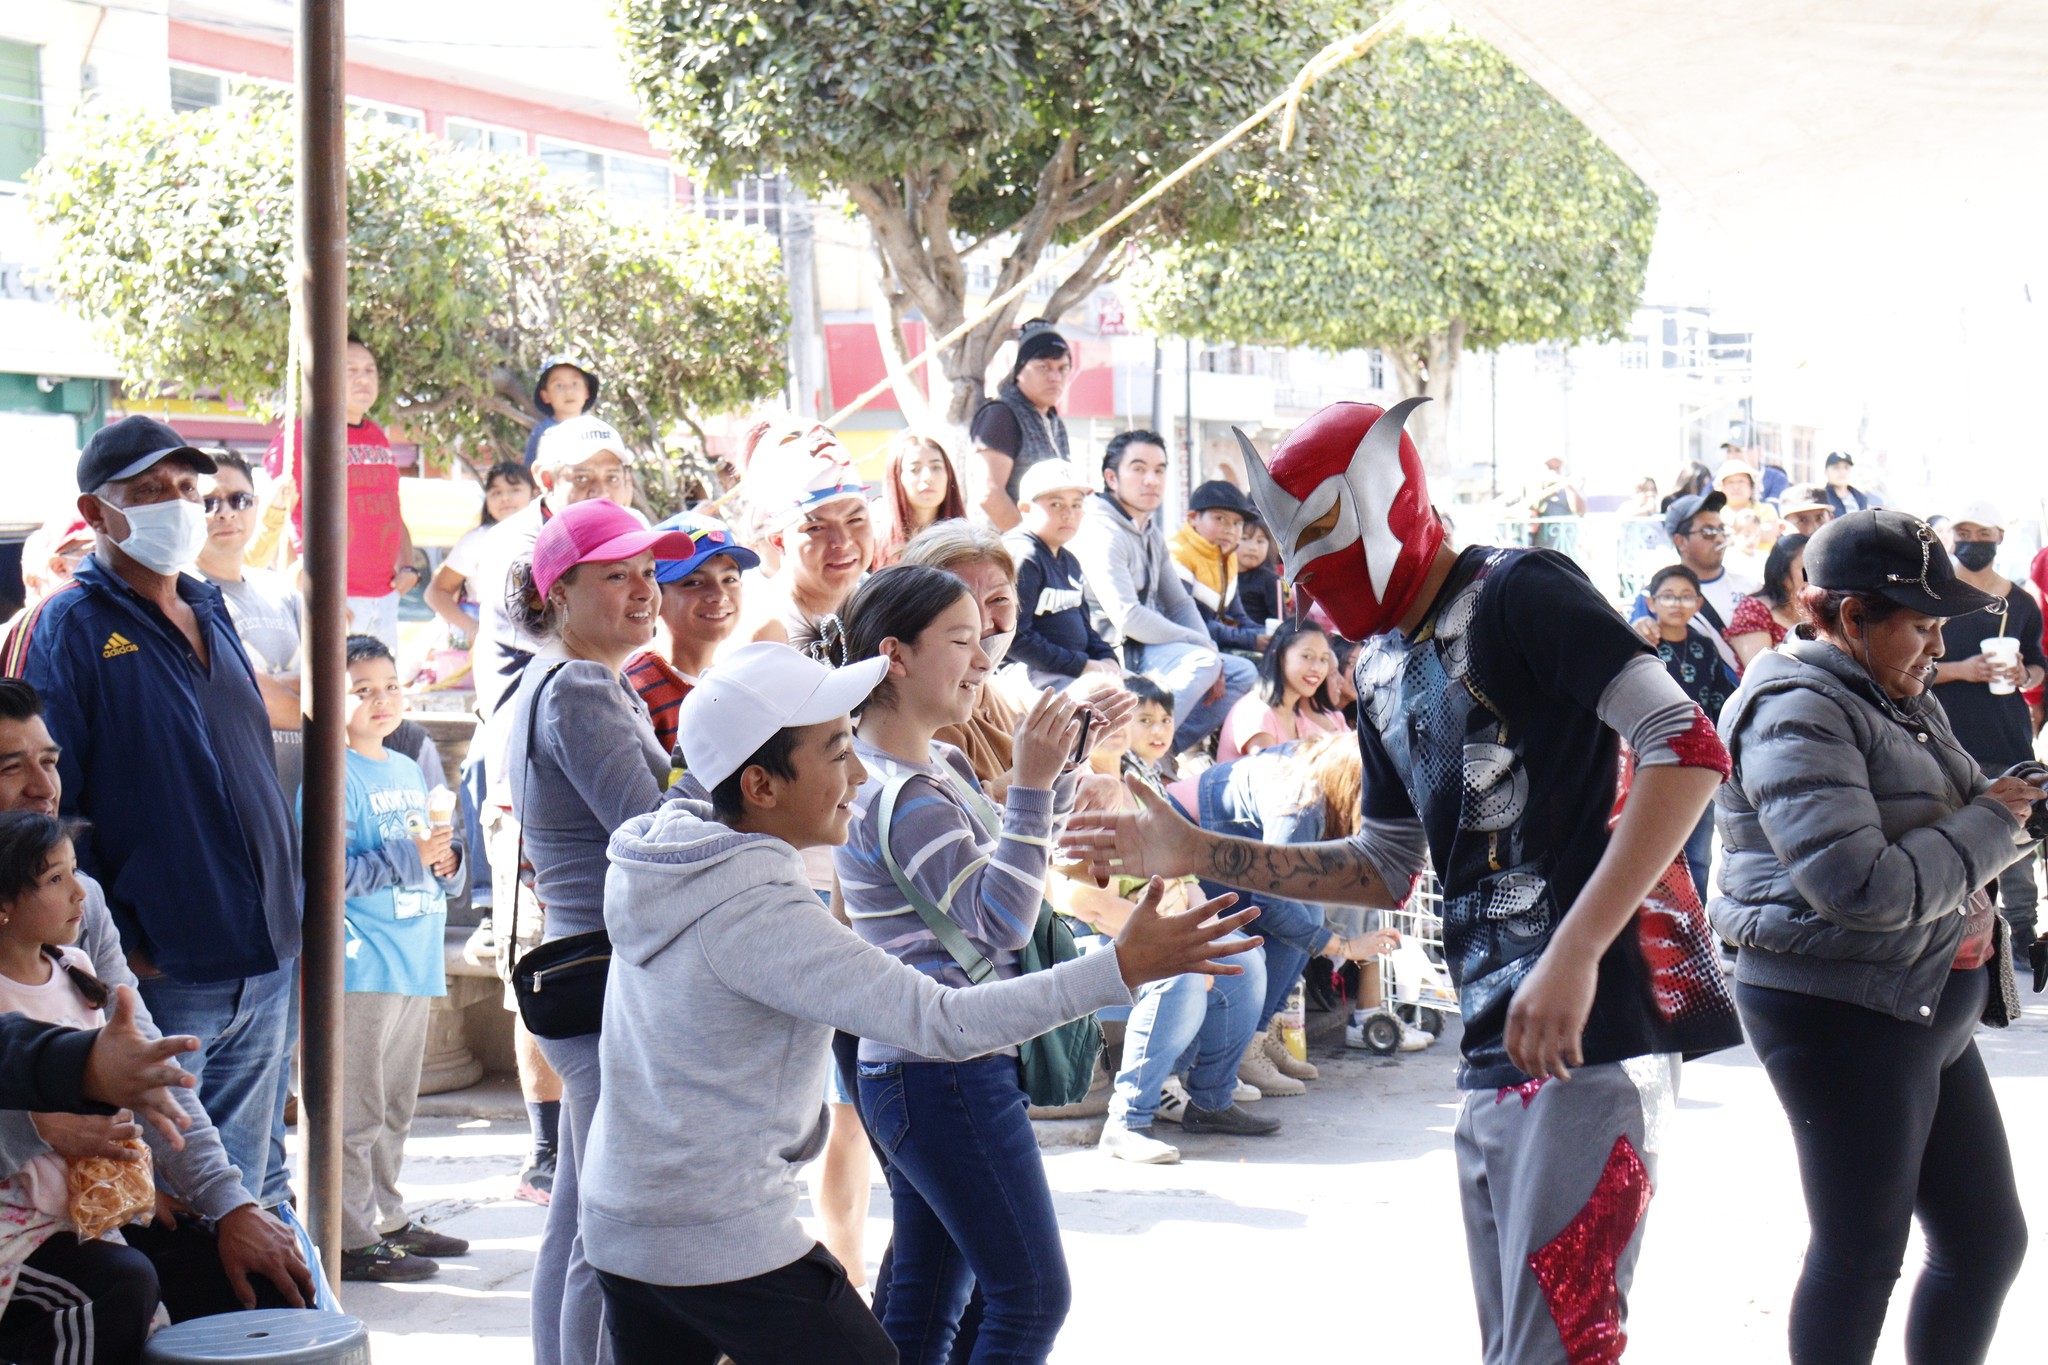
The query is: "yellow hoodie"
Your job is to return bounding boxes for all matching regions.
[1168,521,1237,616]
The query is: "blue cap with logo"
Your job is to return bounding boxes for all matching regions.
[651,511,762,584]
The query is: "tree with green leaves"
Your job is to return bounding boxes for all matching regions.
[1126,19,1657,469]
[28,92,787,507]
[613,0,1322,431]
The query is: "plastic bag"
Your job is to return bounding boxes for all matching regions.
[67,1141,155,1241]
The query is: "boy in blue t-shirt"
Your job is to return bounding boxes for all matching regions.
[334,635,470,1282]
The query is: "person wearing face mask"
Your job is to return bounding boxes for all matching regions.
[5,416,307,1219]
[1712,509,2038,1365]
[1929,504,2045,961]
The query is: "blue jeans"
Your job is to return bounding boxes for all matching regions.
[1684,809,1715,907]
[1199,879,1327,1028]
[1111,940,1264,1126]
[857,1056,1067,1363]
[1136,640,1258,754]
[137,959,298,1207]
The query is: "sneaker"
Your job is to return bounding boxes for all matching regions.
[1236,1039,1306,1098]
[1180,1102,1282,1137]
[1398,1022,1435,1052]
[340,1242,438,1283]
[1261,1023,1319,1082]
[1098,1121,1180,1164]
[515,1153,555,1207]
[385,1221,469,1258]
[1232,1079,1261,1103]
[1157,1076,1189,1125]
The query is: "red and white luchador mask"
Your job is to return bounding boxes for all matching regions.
[1236,397,1442,640]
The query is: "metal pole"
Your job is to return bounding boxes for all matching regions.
[1149,339,1163,435]
[295,0,348,1284]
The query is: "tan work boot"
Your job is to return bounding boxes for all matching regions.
[1237,1038,1306,1097]
[1262,1021,1319,1081]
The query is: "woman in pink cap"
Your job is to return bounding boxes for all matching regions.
[500,499,697,1365]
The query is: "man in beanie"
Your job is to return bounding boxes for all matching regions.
[970,318,1074,530]
[1168,479,1271,656]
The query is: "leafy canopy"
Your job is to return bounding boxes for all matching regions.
[1127,23,1657,357]
[28,92,788,489]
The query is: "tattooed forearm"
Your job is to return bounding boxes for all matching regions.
[1198,835,1398,908]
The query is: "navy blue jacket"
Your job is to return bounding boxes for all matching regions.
[12,557,302,982]
[1004,530,1116,686]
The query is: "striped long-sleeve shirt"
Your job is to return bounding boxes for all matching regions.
[838,738,1075,1063]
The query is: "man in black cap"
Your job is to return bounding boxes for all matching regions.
[1822,451,1883,517]
[1168,479,1272,656]
[970,318,1073,530]
[1630,489,1755,675]
[5,415,305,1215]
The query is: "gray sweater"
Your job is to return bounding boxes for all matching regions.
[503,650,668,941]
[1070,491,1211,653]
[1711,639,2027,1022]
[579,801,1134,1287]
[0,874,253,1221]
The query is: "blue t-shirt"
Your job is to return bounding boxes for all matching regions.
[340,748,448,997]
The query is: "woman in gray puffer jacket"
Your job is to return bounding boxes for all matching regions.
[1712,510,2038,1365]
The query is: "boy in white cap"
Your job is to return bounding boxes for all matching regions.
[576,641,1259,1363]
[1002,458,1120,691]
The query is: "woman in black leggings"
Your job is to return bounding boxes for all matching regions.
[1711,510,2036,1364]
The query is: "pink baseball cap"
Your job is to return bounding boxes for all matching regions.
[531,499,698,600]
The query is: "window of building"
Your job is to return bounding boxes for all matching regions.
[1368,349,1387,389]
[169,65,225,113]
[0,40,45,185]
[349,98,424,131]
[446,117,525,156]
[696,175,784,237]
[1620,337,1651,370]
[535,137,675,211]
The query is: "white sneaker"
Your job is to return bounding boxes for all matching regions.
[1098,1121,1181,1164]
[1156,1076,1189,1125]
[1398,1022,1436,1052]
[1232,1079,1262,1103]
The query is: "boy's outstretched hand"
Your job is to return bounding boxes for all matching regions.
[1113,878,1261,989]
[81,987,197,1150]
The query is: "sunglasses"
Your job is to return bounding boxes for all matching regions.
[1682,525,1727,542]
[203,492,257,514]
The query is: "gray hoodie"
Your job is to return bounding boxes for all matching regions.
[578,801,1134,1288]
[1070,491,1211,654]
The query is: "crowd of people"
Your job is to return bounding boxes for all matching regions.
[0,313,2039,1364]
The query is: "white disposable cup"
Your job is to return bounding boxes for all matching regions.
[1984,636,2021,694]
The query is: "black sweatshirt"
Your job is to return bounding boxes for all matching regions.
[1004,530,1118,686]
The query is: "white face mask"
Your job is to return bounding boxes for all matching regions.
[100,495,208,575]
[980,628,1016,671]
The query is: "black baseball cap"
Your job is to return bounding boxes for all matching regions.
[1804,510,1999,616]
[1189,480,1257,518]
[1663,489,1727,538]
[1824,451,1854,468]
[77,416,215,493]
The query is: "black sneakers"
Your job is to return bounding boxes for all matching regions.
[1180,1102,1282,1137]
[385,1222,470,1258]
[340,1242,438,1283]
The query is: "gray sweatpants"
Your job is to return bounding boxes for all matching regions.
[1455,1055,1677,1365]
[341,991,432,1251]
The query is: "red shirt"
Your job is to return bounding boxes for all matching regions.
[264,419,404,598]
[624,652,693,757]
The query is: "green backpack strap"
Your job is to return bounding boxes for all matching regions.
[875,771,997,986]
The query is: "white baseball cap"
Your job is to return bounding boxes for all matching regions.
[677,641,888,790]
[1017,458,1090,506]
[534,414,632,472]
[1949,501,2006,533]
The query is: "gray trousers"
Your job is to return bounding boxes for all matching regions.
[341,991,432,1251]
[1455,1055,1677,1365]
[533,1030,610,1365]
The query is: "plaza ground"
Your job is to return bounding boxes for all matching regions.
[328,1002,2048,1363]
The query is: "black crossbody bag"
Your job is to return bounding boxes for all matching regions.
[509,663,612,1039]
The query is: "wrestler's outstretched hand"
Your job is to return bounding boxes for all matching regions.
[1061,777,1200,886]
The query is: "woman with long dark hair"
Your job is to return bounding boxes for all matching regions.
[1659,460,1713,513]
[426,462,539,644]
[1216,618,1346,762]
[869,433,967,569]
[1726,532,1809,669]
[1713,511,2036,1364]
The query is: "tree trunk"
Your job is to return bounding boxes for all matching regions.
[1386,319,1466,477]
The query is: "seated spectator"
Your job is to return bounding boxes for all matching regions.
[1726,533,1809,669]
[1777,483,1833,537]
[1117,674,1179,789]
[1189,732,1417,1068]
[1168,480,1270,659]
[577,641,1251,1364]
[196,452,305,800]
[331,636,470,1283]
[1643,564,1738,900]
[1049,675,1273,1164]
[869,433,966,570]
[1218,619,1347,763]
[0,516,91,666]
[524,354,600,468]
[425,462,537,650]
[1003,461,1120,692]
[0,681,315,1327]
[625,514,759,755]
[1071,431,1255,756]
[1234,520,1281,627]
[733,420,871,648]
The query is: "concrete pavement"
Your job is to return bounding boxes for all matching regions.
[327,1001,2048,1363]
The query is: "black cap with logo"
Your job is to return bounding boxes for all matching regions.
[1803,509,1999,616]
[76,416,216,493]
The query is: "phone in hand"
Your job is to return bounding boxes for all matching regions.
[1068,707,1098,766]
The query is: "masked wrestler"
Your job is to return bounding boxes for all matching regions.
[1066,399,1743,1364]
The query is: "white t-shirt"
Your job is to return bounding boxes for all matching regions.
[470,503,549,716]
[0,947,104,1218]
